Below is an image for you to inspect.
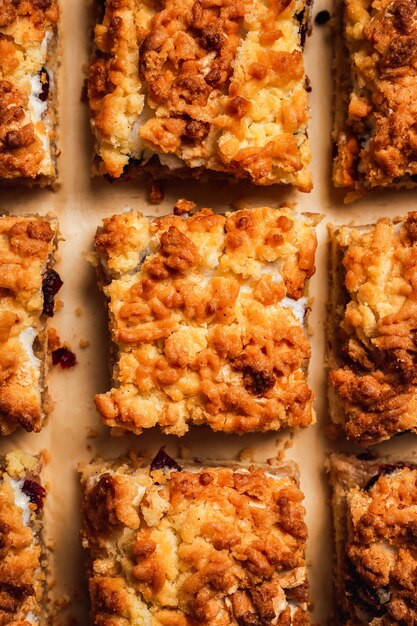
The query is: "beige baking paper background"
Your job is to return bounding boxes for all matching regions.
[1,1,417,624]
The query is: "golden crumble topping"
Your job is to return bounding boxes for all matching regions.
[80,454,310,626]
[328,212,417,446]
[328,453,417,626]
[0,451,46,625]
[0,0,59,184]
[333,0,417,197]
[88,0,312,190]
[0,215,59,436]
[93,204,318,436]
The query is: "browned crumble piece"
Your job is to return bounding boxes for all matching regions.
[80,454,310,625]
[92,204,319,436]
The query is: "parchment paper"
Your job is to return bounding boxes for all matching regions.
[1,2,417,624]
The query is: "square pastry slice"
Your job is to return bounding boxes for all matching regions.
[93,204,318,436]
[0,1,59,185]
[327,453,417,626]
[88,0,312,190]
[0,451,47,625]
[333,0,417,197]
[0,215,61,435]
[328,212,417,446]
[80,451,310,626]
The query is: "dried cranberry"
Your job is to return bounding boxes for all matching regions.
[42,269,63,317]
[22,479,46,510]
[315,10,330,24]
[150,447,181,473]
[0,581,34,600]
[356,451,376,461]
[296,0,312,46]
[365,462,417,490]
[345,558,390,612]
[38,68,49,102]
[52,347,77,369]
[296,10,307,45]
[364,475,380,491]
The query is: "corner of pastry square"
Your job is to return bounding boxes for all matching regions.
[92,202,319,437]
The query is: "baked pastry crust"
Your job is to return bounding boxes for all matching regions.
[93,204,318,436]
[0,215,59,436]
[80,452,310,626]
[0,0,59,185]
[328,212,417,446]
[0,451,47,626]
[327,453,417,626]
[88,0,312,191]
[333,0,417,198]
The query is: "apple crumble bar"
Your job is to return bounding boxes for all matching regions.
[0,0,59,185]
[80,450,310,626]
[93,204,318,436]
[328,453,417,626]
[328,212,417,446]
[0,451,47,625]
[88,0,312,191]
[0,215,61,436]
[333,0,417,197]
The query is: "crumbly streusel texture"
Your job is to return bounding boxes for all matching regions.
[333,0,417,197]
[328,453,417,626]
[0,451,47,625]
[93,204,318,436]
[0,0,59,184]
[81,456,310,626]
[0,215,58,435]
[88,0,312,190]
[328,212,417,446]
